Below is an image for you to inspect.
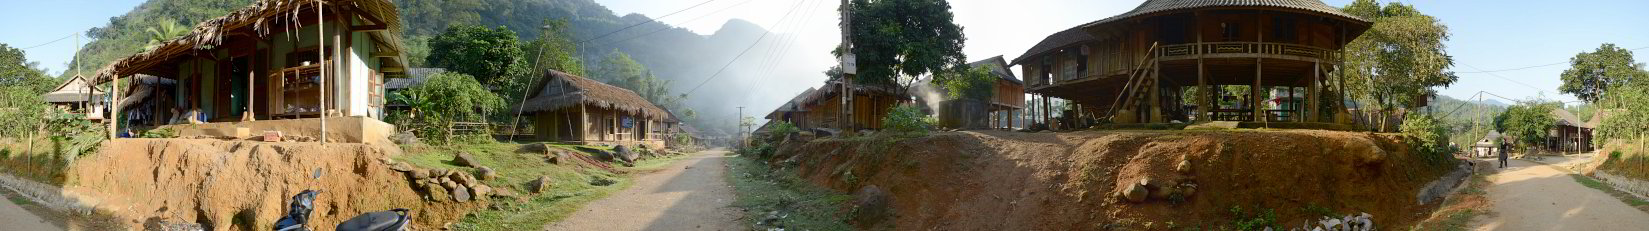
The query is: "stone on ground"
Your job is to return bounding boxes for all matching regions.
[476,166,498,181]
[529,176,553,193]
[453,152,480,167]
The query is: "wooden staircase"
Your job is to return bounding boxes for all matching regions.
[1108,42,1160,123]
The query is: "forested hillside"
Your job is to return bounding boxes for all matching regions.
[66,0,784,131]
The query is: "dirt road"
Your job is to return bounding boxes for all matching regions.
[0,192,61,231]
[1473,159,1649,230]
[543,150,742,231]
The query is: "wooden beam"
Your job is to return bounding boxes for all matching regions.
[371,51,399,58]
[350,25,387,32]
[380,67,405,73]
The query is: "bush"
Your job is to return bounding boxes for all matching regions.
[402,72,504,144]
[881,104,931,135]
[1596,85,1649,147]
[1401,113,1452,160]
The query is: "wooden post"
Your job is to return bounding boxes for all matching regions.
[318,0,327,145]
[1309,62,1319,122]
[1253,58,1263,122]
[1197,58,1208,122]
[1149,59,1162,123]
[110,75,120,139]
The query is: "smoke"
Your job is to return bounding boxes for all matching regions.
[909,80,945,117]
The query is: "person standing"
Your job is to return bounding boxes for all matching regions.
[1498,142,1510,168]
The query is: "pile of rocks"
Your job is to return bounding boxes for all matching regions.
[1290,213,1374,231]
[1118,159,1199,203]
[385,157,492,203]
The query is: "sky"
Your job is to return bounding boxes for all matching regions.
[3,0,1646,110]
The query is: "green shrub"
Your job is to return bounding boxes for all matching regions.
[1229,205,1278,231]
[402,72,505,144]
[881,104,931,135]
[1401,113,1452,162]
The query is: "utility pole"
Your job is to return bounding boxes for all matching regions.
[736,106,745,149]
[838,0,856,133]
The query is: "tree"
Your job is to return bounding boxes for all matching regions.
[1495,101,1556,151]
[143,19,189,52]
[838,0,967,89]
[937,65,995,100]
[524,19,586,77]
[402,71,504,143]
[1559,43,1649,104]
[428,25,529,90]
[1595,84,1649,147]
[595,50,683,110]
[1339,0,1457,111]
[0,43,55,138]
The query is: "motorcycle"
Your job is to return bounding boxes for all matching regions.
[274,190,413,231]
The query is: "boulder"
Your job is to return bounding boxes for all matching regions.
[1178,182,1198,196]
[1175,159,1193,174]
[453,152,480,167]
[451,172,474,186]
[442,181,459,191]
[476,167,498,181]
[426,182,450,202]
[410,169,431,179]
[452,185,472,202]
[528,176,553,194]
[1121,181,1149,203]
[471,184,492,198]
[850,185,893,228]
[431,169,450,177]
[614,145,639,163]
[545,151,564,164]
[390,162,415,172]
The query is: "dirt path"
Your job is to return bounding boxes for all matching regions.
[1473,159,1649,230]
[543,150,742,231]
[0,191,61,231]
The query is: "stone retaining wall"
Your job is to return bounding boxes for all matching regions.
[1593,170,1649,199]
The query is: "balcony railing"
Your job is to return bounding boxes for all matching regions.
[1157,42,1338,62]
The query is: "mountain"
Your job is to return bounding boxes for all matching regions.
[65,0,805,129]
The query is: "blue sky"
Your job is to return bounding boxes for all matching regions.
[3,0,1646,107]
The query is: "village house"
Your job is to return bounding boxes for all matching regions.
[782,79,905,134]
[1011,0,1370,128]
[89,0,405,143]
[764,87,819,129]
[515,70,674,149]
[1548,108,1593,154]
[41,75,107,119]
[934,55,1025,130]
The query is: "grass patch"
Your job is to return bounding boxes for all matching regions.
[1413,168,1490,231]
[725,154,854,230]
[1569,174,1649,207]
[395,141,687,230]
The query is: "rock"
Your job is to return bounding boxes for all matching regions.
[426,183,450,202]
[411,169,431,179]
[1149,183,1177,199]
[1176,159,1193,174]
[453,152,480,167]
[491,188,521,201]
[390,162,415,172]
[451,172,474,186]
[1178,182,1198,196]
[850,185,893,228]
[528,176,553,193]
[452,185,472,202]
[431,169,449,177]
[1122,181,1149,203]
[471,184,491,198]
[476,167,498,181]
[545,151,564,164]
[443,181,459,191]
[1319,218,1342,230]
[614,145,638,163]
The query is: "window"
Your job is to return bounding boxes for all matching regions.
[1039,58,1053,85]
[1221,23,1241,41]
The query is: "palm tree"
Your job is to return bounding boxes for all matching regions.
[143,20,189,52]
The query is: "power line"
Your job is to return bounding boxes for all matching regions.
[18,33,77,50]
[684,0,809,96]
[754,0,825,79]
[1459,62,1545,92]
[578,0,717,44]
[598,0,757,47]
[1455,45,1649,74]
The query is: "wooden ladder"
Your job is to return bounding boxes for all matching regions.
[1108,42,1160,122]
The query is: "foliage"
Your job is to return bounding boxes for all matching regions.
[139,127,176,138]
[1595,85,1649,146]
[1559,43,1649,103]
[524,19,587,77]
[1228,205,1278,231]
[403,72,504,144]
[881,104,932,135]
[594,50,683,110]
[1339,0,1457,111]
[1401,113,1452,161]
[0,43,56,139]
[839,0,968,89]
[142,19,189,52]
[1494,101,1557,150]
[428,25,530,92]
[938,65,995,100]
[725,155,856,231]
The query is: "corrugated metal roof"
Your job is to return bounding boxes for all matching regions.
[1011,0,1369,66]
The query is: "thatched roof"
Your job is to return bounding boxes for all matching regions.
[516,70,669,120]
[92,0,404,83]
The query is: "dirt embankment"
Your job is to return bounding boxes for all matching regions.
[62,139,479,230]
[770,130,1454,230]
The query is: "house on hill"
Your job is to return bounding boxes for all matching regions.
[934,55,1026,130]
[764,87,817,128]
[89,0,407,143]
[516,70,673,149]
[796,79,906,133]
[1010,0,1370,127]
[42,75,106,119]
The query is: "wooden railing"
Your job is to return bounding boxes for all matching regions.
[1157,42,1338,62]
